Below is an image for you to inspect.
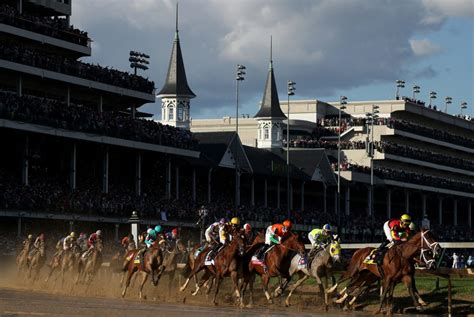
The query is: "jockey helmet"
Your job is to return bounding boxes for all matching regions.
[323,224,332,233]
[219,218,226,225]
[243,223,252,232]
[147,228,153,234]
[70,232,76,238]
[154,225,162,233]
[282,220,293,230]
[171,228,178,236]
[96,230,102,236]
[230,217,240,225]
[28,234,33,239]
[400,214,411,227]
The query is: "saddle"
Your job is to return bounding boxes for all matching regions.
[251,244,273,266]
[205,244,223,266]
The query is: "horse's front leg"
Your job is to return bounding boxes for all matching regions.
[211,275,223,305]
[285,273,309,307]
[230,271,240,304]
[138,271,149,300]
[262,274,273,303]
[375,278,391,315]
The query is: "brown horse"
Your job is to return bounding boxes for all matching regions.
[160,239,187,295]
[27,243,46,282]
[240,232,306,306]
[334,229,440,314]
[76,240,103,285]
[179,231,246,305]
[16,240,32,276]
[121,241,165,300]
[45,245,81,287]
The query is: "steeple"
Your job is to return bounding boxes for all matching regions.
[254,36,286,119]
[158,3,195,130]
[255,37,286,149]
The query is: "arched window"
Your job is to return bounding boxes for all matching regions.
[264,127,269,140]
[169,106,174,120]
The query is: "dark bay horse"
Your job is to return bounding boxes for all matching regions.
[121,241,165,300]
[160,239,187,294]
[240,232,306,306]
[76,240,103,285]
[16,240,33,276]
[45,245,81,287]
[27,243,46,282]
[334,229,440,314]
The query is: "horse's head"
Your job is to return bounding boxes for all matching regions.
[232,230,246,256]
[176,239,187,254]
[419,229,441,269]
[284,232,306,256]
[328,240,341,262]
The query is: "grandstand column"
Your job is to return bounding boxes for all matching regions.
[115,224,119,242]
[192,168,196,202]
[323,183,327,213]
[251,178,255,206]
[17,217,21,238]
[98,95,103,112]
[290,183,293,210]
[386,188,392,218]
[135,153,142,196]
[166,160,171,200]
[405,190,410,213]
[453,199,458,226]
[17,0,23,14]
[264,179,268,207]
[70,143,76,191]
[334,189,337,214]
[207,168,212,204]
[22,135,29,186]
[422,194,427,218]
[277,180,281,209]
[438,197,443,224]
[469,201,472,228]
[235,170,241,208]
[366,186,371,216]
[66,87,70,106]
[17,74,22,97]
[345,187,350,216]
[175,166,180,199]
[69,221,74,233]
[102,147,109,194]
[301,182,305,211]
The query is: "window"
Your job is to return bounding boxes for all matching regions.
[264,128,269,140]
[178,107,184,121]
[169,107,174,120]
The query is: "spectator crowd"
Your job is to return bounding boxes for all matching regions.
[0,91,198,150]
[1,4,89,46]
[0,42,154,93]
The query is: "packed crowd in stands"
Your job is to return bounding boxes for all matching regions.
[376,141,474,171]
[0,42,154,93]
[401,96,425,106]
[388,119,474,148]
[0,4,89,46]
[284,138,366,149]
[347,164,474,193]
[0,91,198,149]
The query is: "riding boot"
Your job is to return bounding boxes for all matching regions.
[375,240,389,265]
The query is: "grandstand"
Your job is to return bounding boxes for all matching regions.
[0,0,472,244]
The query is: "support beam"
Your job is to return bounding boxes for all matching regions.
[251,178,255,207]
[264,178,268,208]
[66,86,70,106]
[367,186,371,216]
[22,135,29,186]
[115,224,119,242]
[135,152,142,196]
[453,199,458,226]
[207,168,212,204]
[386,188,392,219]
[175,166,180,199]
[469,201,472,229]
[334,188,337,214]
[277,180,281,209]
[301,182,305,212]
[290,183,293,210]
[69,221,74,233]
[405,190,410,213]
[323,184,327,213]
[17,74,22,97]
[345,187,351,216]
[235,170,241,208]
[98,95,103,112]
[422,194,427,218]
[438,197,443,225]
[192,168,197,202]
[166,160,171,200]
[70,143,76,191]
[102,147,109,194]
[17,0,23,14]
[17,217,21,238]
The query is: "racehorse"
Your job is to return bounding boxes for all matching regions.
[283,239,342,307]
[160,238,187,294]
[180,230,246,305]
[27,243,46,282]
[45,245,81,287]
[334,229,440,314]
[76,240,103,285]
[240,232,306,306]
[121,241,165,300]
[16,240,32,276]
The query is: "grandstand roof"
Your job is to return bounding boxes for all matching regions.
[287,149,337,185]
[157,11,195,98]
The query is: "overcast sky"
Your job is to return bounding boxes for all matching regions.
[72,0,474,119]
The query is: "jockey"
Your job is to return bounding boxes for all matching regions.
[121,234,136,251]
[366,214,412,265]
[308,224,333,251]
[205,218,226,246]
[255,220,292,266]
[138,228,156,264]
[22,234,34,249]
[87,230,102,249]
[243,223,254,244]
[165,228,179,241]
[63,232,77,251]
[29,234,45,258]
[76,232,88,252]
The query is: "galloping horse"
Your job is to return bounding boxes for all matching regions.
[45,245,81,287]
[283,240,342,307]
[16,240,32,276]
[334,229,440,314]
[27,243,46,282]
[160,238,187,294]
[240,232,306,306]
[121,241,165,300]
[76,240,103,285]
[180,231,246,305]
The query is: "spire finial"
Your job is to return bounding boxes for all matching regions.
[269,35,273,70]
[175,2,179,40]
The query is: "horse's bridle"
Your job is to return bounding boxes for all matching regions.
[420,230,440,269]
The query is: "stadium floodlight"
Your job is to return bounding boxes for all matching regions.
[337,96,348,230]
[235,64,246,135]
[412,85,420,99]
[429,91,437,107]
[395,80,405,99]
[286,80,296,219]
[460,101,468,116]
[444,96,452,113]
[129,50,150,75]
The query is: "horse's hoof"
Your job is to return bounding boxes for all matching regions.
[416,305,424,311]
[213,302,218,306]
[179,286,186,292]
[246,304,253,309]
[182,297,186,304]
[284,301,290,307]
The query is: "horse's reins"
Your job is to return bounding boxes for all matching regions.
[419,230,440,268]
